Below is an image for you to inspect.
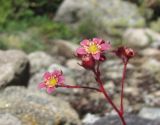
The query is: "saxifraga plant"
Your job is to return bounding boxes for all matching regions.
[38,38,135,125]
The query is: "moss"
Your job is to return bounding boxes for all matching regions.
[0,31,45,53]
[0,16,78,53]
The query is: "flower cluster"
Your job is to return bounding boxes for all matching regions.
[76,38,111,69]
[38,37,135,125]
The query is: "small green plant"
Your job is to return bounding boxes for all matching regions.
[35,17,74,39]
[0,41,8,50]
[0,31,46,53]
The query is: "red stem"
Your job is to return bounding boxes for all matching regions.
[56,84,101,92]
[93,68,126,125]
[120,62,127,115]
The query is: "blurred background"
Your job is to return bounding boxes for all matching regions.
[0,0,160,125]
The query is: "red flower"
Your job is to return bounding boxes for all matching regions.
[76,38,111,60]
[38,70,64,93]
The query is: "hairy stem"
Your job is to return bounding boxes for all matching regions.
[56,84,101,92]
[93,67,126,125]
[120,62,127,115]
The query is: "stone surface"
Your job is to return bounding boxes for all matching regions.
[50,40,78,58]
[139,107,160,120]
[140,48,160,57]
[103,60,134,79]
[123,28,160,48]
[91,115,160,125]
[66,59,83,71]
[82,113,100,125]
[0,113,21,125]
[0,50,29,87]
[55,0,145,36]
[28,51,55,74]
[48,64,73,76]
[28,71,43,90]
[141,58,160,73]
[0,86,80,125]
[151,39,160,49]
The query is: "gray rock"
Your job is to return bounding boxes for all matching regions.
[48,64,73,76]
[28,51,55,74]
[124,87,139,96]
[66,59,83,71]
[123,28,160,48]
[28,71,43,90]
[140,58,160,83]
[0,50,29,87]
[55,0,145,36]
[151,39,160,49]
[0,113,21,125]
[140,48,160,57]
[141,58,160,73]
[139,107,160,120]
[103,60,134,79]
[104,81,115,94]
[50,40,78,58]
[91,115,160,125]
[0,86,80,125]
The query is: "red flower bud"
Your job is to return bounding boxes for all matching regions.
[81,54,96,70]
[114,46,135,63]
[99,54,107,62]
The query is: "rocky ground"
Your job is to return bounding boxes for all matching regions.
[0,0,160,125]
[0,36,160,125]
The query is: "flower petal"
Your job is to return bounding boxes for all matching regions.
[47,87,55,94]
[80,39,89,46]
[52,70,61,76]
[93,38,102,44]
[58,76,65,84]
[38,82,46,89]
[76,47,87,55]
[93,53,100,60]
[43,72,51,80]
[100,43,111,51]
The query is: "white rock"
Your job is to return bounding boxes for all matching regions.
[139,107,160,120]
[0,50,29,87]
[82,113,100,124]
[123,28,160,48]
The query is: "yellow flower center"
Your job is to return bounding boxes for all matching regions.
[87,44,100,54]
[46,77,58,87]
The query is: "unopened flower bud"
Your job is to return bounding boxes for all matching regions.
[81,54,95,70]
[114,46,135,63]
